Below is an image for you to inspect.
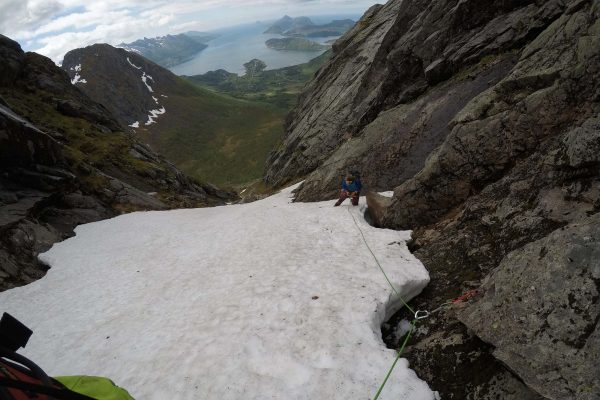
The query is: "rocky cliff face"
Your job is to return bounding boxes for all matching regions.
[0,35,233,291]
[264,0,599,399]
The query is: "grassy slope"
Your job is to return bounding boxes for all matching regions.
[136,78,287,187]
[132,52,330,188]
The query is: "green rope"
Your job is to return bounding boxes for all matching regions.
[347,207,416,315]
[372,319,417,400]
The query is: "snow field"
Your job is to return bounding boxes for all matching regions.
[0,184,435,400]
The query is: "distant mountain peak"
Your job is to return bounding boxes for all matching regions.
[117,32,216,68]
[264,16,354,37]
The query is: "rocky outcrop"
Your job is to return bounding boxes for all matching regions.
[0,35,234,291]
[263,0,600,398]
[459,213,600,400]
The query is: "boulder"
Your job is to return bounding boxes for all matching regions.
[459,214,600,400]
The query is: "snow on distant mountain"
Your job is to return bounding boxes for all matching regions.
[0,185,435,399]
[63,45,174,128]
[118,32,217,68]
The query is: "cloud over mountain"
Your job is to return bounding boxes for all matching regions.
[0,0,375,63]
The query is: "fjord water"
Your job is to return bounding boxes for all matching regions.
[170,16,358,76]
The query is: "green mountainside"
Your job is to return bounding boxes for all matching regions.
[139,81,287,187]
[62,44,291,187]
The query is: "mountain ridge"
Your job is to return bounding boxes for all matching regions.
[118,32,216,68]
[264,15,355,37]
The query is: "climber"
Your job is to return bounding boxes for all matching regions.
[334,172,362,206]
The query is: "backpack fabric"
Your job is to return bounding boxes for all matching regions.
[0,358,92,400]
[54,376,134,400]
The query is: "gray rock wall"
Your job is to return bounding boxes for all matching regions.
[459,214,600,400]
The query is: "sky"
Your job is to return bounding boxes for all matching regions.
[0,0,380,64]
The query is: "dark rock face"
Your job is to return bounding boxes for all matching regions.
[263,0,599,398]
[62,44,180,128]
[0,103,112,290]
[0,35,234,291]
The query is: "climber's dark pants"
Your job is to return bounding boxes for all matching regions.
[334,190,359,206]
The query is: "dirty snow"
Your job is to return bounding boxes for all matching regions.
[128,121,140,128]
[0,185,434,400]
[144,107,166,125]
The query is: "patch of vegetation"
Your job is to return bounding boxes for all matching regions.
[184,51,330,109]
[0,87,158,193]
[139,52,331,187]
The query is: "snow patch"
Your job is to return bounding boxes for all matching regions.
[70,64,86,84]
[379,191,394,198]
[0,185,435,400]
[160,95,168,98]
[144,107,166,125]
[126,57,142,70]
[152,96,159,104]
[128,121,140,128]
[141,72,154,92]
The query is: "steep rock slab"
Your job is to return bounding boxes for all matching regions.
[264,0,567,196]
[458,214,600,400]
[368,2,600,398]
[379,1,600,229]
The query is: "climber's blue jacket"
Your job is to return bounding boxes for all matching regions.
[342,179,361,192]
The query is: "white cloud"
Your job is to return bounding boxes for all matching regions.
[1,0,376,63]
